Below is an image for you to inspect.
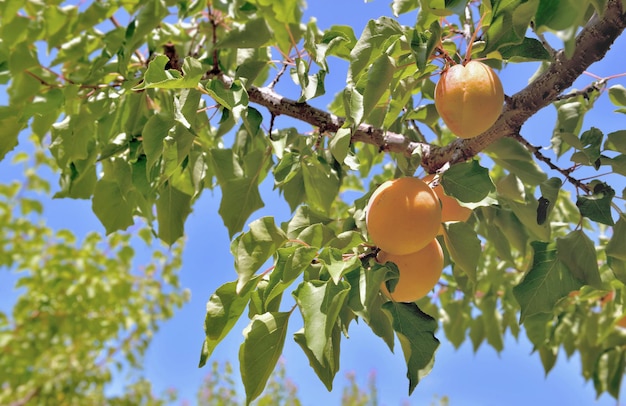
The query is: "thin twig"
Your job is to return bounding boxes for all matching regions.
[509,132,591,194]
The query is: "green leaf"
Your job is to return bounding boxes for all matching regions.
[0,113,23,160]
[441,300,470,349]
[329,127,352,164]
[535,0,589,32]
[142,113,176,170]
[513,241,583,323]
[537,177,563,224]
[410,22,441,71]
[199,281,251,367]
[293,280,350,366]
[265,246,319,305]
[482,0,539,54]
[551,100,586,156]
[92,179,135,234]
[324,248,361,285]
[348,17,404,85]
[608,84,626,107]
[576,182,615,225]
[294,323,341,391]
[362,54,395,120]
[556,230,602,288]
[217,18,272,48]
[219,176,265,238]
[605,130,626,153]
[232,217,288,293]
[606,214,626,261]
[134,55,204,89]
[498,37,552,61]
[382,302,440,395]
[593,349,625,399]
[301,156,340,213]
[156,183,192,245]
[442,222,480,282]
[486,137,547,186]
[440,160,495,203]
[239,311,291,404]
[345,265,395,351]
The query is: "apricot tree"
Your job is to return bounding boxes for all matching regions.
[2,0,626,403]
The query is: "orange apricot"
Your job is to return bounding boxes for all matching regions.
[423,174,472,234]
[378,239,444,302]
[434,60,504,139]
[366,177,441,255]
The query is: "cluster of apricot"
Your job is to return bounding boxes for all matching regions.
[434,60,504,139]
[366,176,472,302]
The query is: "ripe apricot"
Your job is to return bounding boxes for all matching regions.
[378,239,444,302]
[423,174,472,234]
[366,177,441,255]
[434,60,504,139]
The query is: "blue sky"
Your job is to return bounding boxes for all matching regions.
[2,1,626,405]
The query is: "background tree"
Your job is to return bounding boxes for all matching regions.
[1,0,626,404]
[0,147,189,405]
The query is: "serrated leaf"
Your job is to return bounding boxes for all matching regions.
[156,183,191,245]
[142,113,176,171]
[216,18,272,48]
[239,311,291,404]
[576,183,615,225]
[294,323,341,391]
[329,127,352,164]
[513,241,583,322]
[609,84,626,107]
[219,177,265,238]
[442,222,480,282]
[348,17,404,85]
[486,137,547,186]
[606,214,626,261]
[232,217,288,293]
[345,265,395,351]
[265,246,319,305]
[293,280,350,366]
[537,177,563,224]
[605,130,626,153]
[556,230,602,288]
[442,300,470,349]
[440,160,495,203]
[362,54,395,120]
[382,302,440,395]
[318,248,361,285]
[498,37,552,61]
[134,55,204,90]
[301,156,340,213]
[410,21,441,71]
[199,280,251,367]
[92,179,134,234]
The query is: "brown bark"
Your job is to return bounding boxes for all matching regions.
[242,0,625,173]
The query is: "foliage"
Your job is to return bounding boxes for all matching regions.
[0,144,189,405]
[1,0,626,404]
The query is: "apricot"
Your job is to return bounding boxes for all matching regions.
[434,60,504,139]
[423,174,472,234]
[366,177,441,255]
[378,239,444,302]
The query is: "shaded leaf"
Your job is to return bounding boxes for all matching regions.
[199,281,251,367]
[232,217,287,293]
[440,160,495,203]
[513,241,582,322]
[382,302,440,395]
[239,312,291,404]
[556,230,602,288]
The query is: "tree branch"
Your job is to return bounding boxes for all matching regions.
[238,0,625,173]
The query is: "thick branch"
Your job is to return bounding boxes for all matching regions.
[241,0,625,172]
